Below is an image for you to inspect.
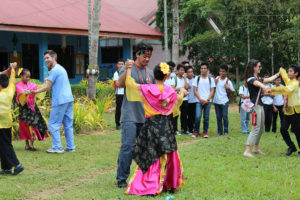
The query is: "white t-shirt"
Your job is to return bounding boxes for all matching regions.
[238,85,250,103]
[192,76,216,102]
[113,71,124,95]
[272,84,284,106]
[164,77,175,87]
[261,83,273,105]
[187,78,197,103]
[175,76,188,101]
[213,77,234,104]
[170,72,177,79]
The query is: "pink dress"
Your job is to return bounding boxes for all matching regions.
[125,76,185,196]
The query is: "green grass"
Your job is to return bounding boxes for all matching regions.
[1,105,299,200]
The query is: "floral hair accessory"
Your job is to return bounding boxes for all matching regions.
[160,62,169,75]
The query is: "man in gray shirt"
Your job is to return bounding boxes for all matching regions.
[116,42,155,188]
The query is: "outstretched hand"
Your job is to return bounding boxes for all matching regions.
[125,59,134,69]
[9,62,17,69]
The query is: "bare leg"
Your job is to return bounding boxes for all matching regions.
[252,144,264,154]
[243,145,254,157]
[25,140,30,150]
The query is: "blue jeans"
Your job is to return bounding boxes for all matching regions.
[116,122,143,182]
[214,103,229,135]
[240,106,250,133]
[48,102,75,150]
[194,102,211,134]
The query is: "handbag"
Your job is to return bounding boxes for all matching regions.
[241,88,261,113]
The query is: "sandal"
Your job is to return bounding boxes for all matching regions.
[25,147,30,151]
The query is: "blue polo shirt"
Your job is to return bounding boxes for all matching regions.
[47,64,74,107]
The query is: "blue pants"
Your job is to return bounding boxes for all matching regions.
[194,102,211,134]
[116,122,143,182]
[214,103,229,135]
[48,102,75,150]
[240,106,250,133]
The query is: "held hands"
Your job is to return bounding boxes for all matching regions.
[179,88,189,97]
[264,85,271,94]
[273,106,278,113]
[125,59,134,69]
[9,62,17,69]
[24,89,35,95]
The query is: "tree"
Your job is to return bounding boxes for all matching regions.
[87,0,101,99]
[172,0,180,64]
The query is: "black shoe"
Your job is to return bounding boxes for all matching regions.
[116,125,121,130]
[285,147,297,156]
[13,164,24,175]
[0,169,12,175]
[117,180,127,188]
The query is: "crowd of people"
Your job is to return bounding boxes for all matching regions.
[113,42,300,196]
[0,42,299,197]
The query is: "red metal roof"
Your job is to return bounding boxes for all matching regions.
[0,0,162,40]
[103,0,157,25]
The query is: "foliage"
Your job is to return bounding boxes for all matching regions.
[71,79,115,99]
[156,0,300,84]
[73,95,114,134]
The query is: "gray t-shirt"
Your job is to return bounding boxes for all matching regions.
[120,64,155,123]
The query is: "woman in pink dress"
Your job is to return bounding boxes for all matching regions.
[16,69,49,151]
[124,61,186,196]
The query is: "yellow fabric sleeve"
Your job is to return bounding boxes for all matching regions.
[280,69,289,85]
[125,76,142,102]
[7,69,16,99]
[18,93,28,106]
[173,94,183,117]
[271,83,297,96]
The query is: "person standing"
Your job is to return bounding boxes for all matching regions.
[124,63,185,196]
[192,62,215,138]
[261,74,274,132]
[270,65,300,156]
[116,42,155,188]
[186,66,197,134]
[27,50,75,154]
[0,62,24,175]
[239,79,250,134]
[16,69,49,151]
[243,59,279,157]
[113,58,125,130]
[213,64,235,136]
[174,64,189,135]
[167,61,177,80]
[272,77,284,133]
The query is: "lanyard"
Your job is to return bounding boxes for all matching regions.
[135,61,150,84]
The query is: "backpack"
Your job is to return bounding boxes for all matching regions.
[197,75,211,87]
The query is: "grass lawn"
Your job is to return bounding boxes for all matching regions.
[1,105,299,200]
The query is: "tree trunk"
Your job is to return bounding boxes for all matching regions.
[246,5,250,62]
[172,0,179,64]
[87,0,101,99]
[267,15,274,75]
[163,0,169,61]
[236,64,240,89]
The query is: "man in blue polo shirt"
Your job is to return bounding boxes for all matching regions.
[27,50,75,153]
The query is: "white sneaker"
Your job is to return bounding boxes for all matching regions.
[203,133,209,138]
[46,148,64,153]
[176,131,181,135]
[186,131,192,135]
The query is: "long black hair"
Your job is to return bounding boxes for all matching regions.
[153,64,168,81]
[244,59,260,80]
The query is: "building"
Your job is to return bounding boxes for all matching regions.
[0,0,162,83]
